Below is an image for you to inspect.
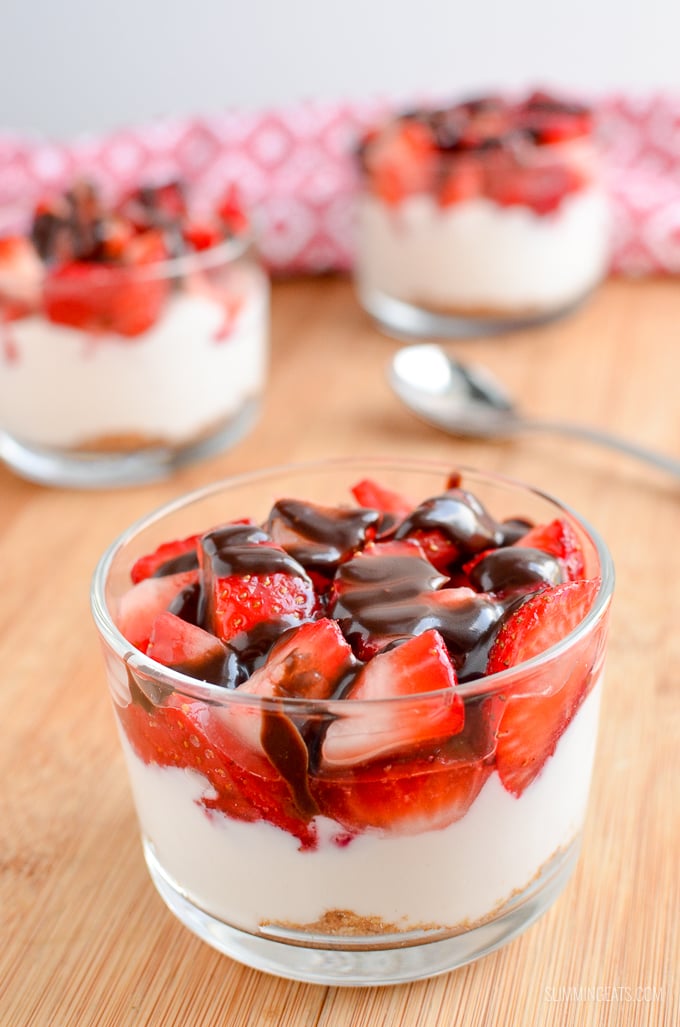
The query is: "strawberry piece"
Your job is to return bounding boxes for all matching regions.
[487,578,598,673]
[439,157,483,206]
[210,620,356,836]
[44,229,168,337]
[130,534,201,583]
[216,184,249,236]
[400,528,460,573]
[245,618,356,701]
[487,578,600,795]
[313,752,492,836]
[366,120,437,205]
[315,629,483,835]
[486,162,584,216]
[515,517,585,581]
[183,220,224,252]
[350,478,412,519]
[117,693,316,846]
[0,235,43,315]
[199,525,318,647]
[217,618,355,763]
[522,95,593,144]
[322,630,463,768]
[116,570,200,652]
[358,481,487,571]
[146,611,239,686]
[118,695,260,819]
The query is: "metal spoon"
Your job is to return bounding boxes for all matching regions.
[389,344,680,478]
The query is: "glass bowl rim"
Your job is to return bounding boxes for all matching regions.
[27,233,254,285]
[90,456,615,708]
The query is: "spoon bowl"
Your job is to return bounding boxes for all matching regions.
[388,344,680,479]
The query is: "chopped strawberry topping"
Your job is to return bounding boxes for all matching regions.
[43,230,170,338]
[515,517,586,581]
[487,578,601,795]
[116,569,200,652]
[199,524,318,647]
[322,629,463,768]
[130,534,201,583]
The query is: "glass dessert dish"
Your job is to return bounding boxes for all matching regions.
[355,92,611,339]
[91,458,614,986]
[0,181,269,488]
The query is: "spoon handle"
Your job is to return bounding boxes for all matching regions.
[521,418,680,478]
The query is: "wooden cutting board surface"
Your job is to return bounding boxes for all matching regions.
[1,276,678,1026]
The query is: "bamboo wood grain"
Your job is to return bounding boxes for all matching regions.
[1,276,678,1027]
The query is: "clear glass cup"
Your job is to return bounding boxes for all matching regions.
[354,94,611,340]
[91,458,614,985]
[0,234,269,487]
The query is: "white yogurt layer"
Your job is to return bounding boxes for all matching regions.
[0,272,269,449]
[356,188,610,314]
[120,679,602,936]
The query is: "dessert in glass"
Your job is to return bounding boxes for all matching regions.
[0,181,269,487]
[91,458,613,985]
[355,92,611,339]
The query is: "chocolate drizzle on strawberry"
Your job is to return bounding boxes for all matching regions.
[265,498,385,574]
[467,547,563,593]
[200,524,312,580]
[261,710,319,818]
[394,487,504,554]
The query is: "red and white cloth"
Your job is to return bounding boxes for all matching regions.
[1,94,679,277]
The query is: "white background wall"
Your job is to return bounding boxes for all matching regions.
[1,0,678,139]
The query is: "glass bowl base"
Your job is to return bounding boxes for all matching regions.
[358,285,590,342]
[0,398,260,489]
[143,835,581,986]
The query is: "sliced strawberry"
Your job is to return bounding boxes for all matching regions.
[44,229,168,337]
[210,620,356,835]
[439,157,483,206]
[487,578,598,674]
[183,219,224,252]
[118,695,260,819]
[146,611,239,686]
[217,618,355,763]
[244,618,356,701]
[321,630,463,768]
[216,184,249,236]
[117,692,316,846]
[130,534,201,583]
[313,752,492,836]
[350,478,412,519]
[116,569,200,652]
[366,120,437,205]
[522,95,593,144]
[487,578,601,795]
[515,517,585,581]
[400,528,460,573]
[199,524,318,647]
[0,235,43,314]
[486,161,584,216]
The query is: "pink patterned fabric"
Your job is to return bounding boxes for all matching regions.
[1,95,679,276]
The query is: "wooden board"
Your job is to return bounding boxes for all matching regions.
[1,276,678,1026]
